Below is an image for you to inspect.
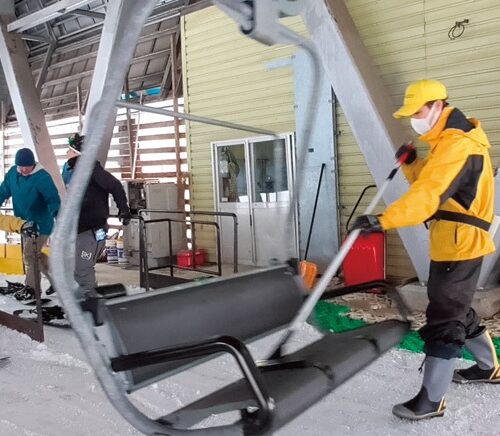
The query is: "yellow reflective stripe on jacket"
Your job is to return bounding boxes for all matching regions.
[379,107,495,261]
[0,214,25,233]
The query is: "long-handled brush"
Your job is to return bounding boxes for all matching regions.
[268,150,411,360]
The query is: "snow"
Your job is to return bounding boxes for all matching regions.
[1,283,500,435]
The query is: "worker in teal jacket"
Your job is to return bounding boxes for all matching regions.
[0,148,60,297]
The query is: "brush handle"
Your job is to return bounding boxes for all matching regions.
[270,161,402,355]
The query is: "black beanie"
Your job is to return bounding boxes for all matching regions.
[15,148,36,166]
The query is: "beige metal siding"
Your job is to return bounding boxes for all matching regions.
[183,1,500,275]
[337,0,500,278]
[181,7,304,259]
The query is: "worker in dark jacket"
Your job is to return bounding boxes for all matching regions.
[61,133,131,293]
[352,79,499,420]
[0,148,60,296]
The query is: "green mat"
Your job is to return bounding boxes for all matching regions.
[313,301,500,361]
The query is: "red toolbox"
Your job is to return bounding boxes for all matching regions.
[176,249,206,267]
[342,231,385,286]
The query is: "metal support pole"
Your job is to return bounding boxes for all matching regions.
[140,217,150,292]
[131,92,143,179]
[301,0,430,281]
[233,217,238,273]
[168,219,174,277]
[215,224,222,276]
[76,85,83,131]
[83,0,135,164]
[0,15,64,195]
[124,80,135,179]
[116,101,277,137]
[191,222,196,268]
[36,41,56,91]
[170,32,184,210]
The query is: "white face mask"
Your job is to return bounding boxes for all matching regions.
[410,102,442,135]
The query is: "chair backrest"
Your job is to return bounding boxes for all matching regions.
[102,266,305,390]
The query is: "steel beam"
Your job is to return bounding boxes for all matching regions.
[83,0,159,163]
[36,41,56,90]
[71,9,105,20]
[18,33,50,43]
[7,0,95,33]
[116,101,277,136]
[0,15,64,195]
[302,0,430,282]
[29,23,177,62]
[170,32,184,209]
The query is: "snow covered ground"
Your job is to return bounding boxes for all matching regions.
[1,321,499,435]
[0,276,499,435]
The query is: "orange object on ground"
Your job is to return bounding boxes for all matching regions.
[300,260,317,290]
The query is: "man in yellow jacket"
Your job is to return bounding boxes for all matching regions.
[353,79,499,420]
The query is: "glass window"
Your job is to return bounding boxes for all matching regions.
[216,144,248,203]
[251,139,289,203]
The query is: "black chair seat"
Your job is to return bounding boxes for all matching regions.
[101,266,306,390]
[162,320,409,433]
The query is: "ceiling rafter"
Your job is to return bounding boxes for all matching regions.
[8,0,96,32]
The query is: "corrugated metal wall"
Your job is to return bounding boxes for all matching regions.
[181,8,304,259]
[183,1,500,274]
[338,0,500,278]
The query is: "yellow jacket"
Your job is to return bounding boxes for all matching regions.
[0,214,25,233]
[379,106,495,261]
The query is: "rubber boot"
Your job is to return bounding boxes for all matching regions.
[453,329,500,384]
[392,356,455,420]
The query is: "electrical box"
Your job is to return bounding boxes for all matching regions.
[117,181,185,267]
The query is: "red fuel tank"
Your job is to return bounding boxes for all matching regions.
[342,232,385,286]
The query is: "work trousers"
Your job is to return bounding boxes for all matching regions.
[74,229,106,292]
[419,257,484,359]
[22,234,50,290]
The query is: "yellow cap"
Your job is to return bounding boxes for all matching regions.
[393,79,448,118]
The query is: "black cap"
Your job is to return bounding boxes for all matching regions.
[68,133,84,154]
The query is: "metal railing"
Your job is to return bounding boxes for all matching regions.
[138,211,230,292]
[138,209,238,272]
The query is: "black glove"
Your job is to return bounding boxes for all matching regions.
[21,221,39,238]
[119,211,132,226]
[351,215,382,233]
[395,143,417,165]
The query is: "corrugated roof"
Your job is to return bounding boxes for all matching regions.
[1,0,205,121]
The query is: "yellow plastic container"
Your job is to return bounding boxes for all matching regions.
[0,244,23,274]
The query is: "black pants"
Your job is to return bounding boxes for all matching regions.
[419,257,484,359]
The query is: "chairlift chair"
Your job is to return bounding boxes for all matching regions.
[50,1,410,434]
[82,266,409,435]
